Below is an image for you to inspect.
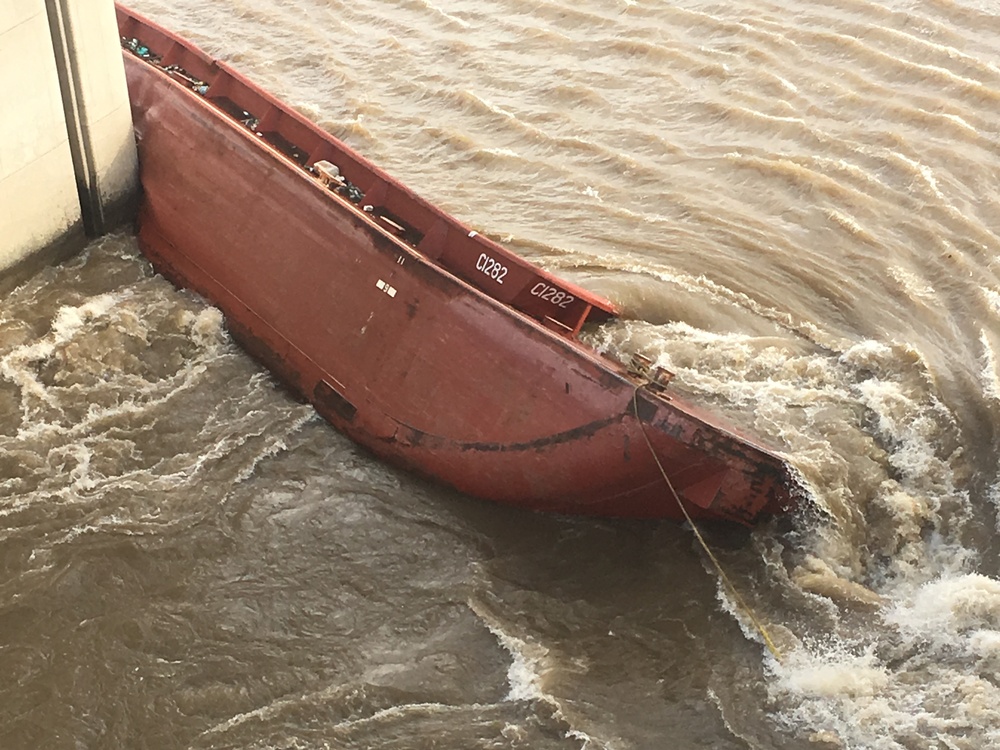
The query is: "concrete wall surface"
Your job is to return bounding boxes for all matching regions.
[0,0,137,290]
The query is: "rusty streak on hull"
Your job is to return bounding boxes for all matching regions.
[116,5,801,523]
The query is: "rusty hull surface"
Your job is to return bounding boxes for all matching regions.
[117,5,799,523]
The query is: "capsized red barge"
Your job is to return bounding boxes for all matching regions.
[115,4,802,523]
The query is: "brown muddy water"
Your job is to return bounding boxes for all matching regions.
[4,0,1000,747]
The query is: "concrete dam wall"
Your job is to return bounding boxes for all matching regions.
[0,0,137,291]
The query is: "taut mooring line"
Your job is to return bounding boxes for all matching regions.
[631,388,783,663]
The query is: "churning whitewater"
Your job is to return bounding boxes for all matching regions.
[3,0,1000,748]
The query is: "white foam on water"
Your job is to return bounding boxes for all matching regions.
[774,75,799,94]
[200,687,448,741]
[0,259,320,561]
[467,598,617,749]
[468,599,548,703]
[590,315,996,747]
[887,266,936,305]
[0,293,122,405]
[62,442,97,493]
[769,574,1000,749]
[4,315,222,447]
[182,306,228,351]
[825,207,878,244]
[780,646,889,699]
[477,146,522,158]
[50,293,123,341]
[0,341,58,410]
[421,0,471,29]
[885,573,1000,634]
[60,513,131,543]
[979,331,1000,405]
[197,682,368,739]
[936,111,979,136]
[230,411,317,485]
[982,287,1000,316]
[461,89,518,122]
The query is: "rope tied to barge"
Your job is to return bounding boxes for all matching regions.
[631,388,784,663]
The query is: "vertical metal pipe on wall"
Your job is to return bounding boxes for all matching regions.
[44,0,106,237]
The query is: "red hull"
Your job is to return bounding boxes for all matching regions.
[116,6,800,523]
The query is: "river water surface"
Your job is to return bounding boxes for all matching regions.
[4,0,1000,747]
